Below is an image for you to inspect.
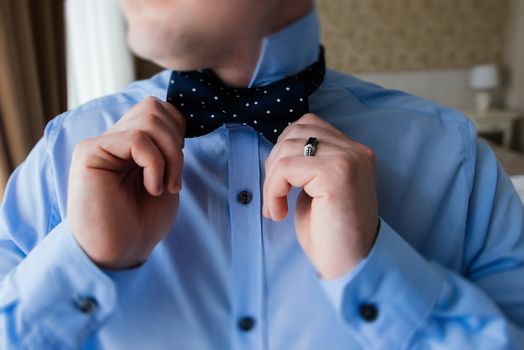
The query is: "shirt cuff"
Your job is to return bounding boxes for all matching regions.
[13,220,117,345]
[319,218,446,349]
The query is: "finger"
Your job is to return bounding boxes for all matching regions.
[278,124,349,149]
[269,123,351,171]
[265,138,348,189]
[264,156,325,221]
[264,138,326,216]
[156,99,187,143]
[273,123,373,171]
[88,130,166,196]
[278,113,344,142]
[132,113,184,193]
[113,96,186,147]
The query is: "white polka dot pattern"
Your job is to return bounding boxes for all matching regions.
[166,46,325,143]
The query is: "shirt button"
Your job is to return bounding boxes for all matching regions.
[237,190,253,205]
[237,316,256,331]
[359,303,378,322]
[76,296,98,314]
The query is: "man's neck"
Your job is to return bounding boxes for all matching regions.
[211,0,313,88]
[211,41,262,88]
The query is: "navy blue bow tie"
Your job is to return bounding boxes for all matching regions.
[166,47,325,143]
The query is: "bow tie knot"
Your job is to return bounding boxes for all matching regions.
[167,47,325,143]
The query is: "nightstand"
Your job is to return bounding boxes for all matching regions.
[461,109,522,149]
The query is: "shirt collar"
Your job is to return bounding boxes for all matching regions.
[248,6,320,88]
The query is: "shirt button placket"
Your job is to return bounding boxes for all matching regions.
[227,126,264,350]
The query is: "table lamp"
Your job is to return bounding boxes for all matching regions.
[470,64,500,113]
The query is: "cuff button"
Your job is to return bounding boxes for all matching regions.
[76,296,98,314]
[359,303,378,322]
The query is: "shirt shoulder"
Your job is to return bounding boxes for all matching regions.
[36,70,173,210]
[322,69,470,126]
[315,69,478,190]
[45,70,172,146]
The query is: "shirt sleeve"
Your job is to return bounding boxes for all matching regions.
[320,138,524,349]
[0,122,117,349]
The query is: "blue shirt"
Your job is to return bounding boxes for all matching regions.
[1,8,524,350]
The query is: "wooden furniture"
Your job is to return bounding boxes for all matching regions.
[462,109,522,149]
[487,140,524,176]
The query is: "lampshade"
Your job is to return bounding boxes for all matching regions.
[470,64,500,90]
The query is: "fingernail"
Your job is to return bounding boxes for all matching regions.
[172,176,182,193]
[156,184,163,196]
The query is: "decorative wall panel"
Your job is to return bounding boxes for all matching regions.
[317,0,508,73]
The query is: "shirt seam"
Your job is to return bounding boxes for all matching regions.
[321,74,464,124]
[43,116,64,233]
[66,93,141,117]
[461,120,485,276]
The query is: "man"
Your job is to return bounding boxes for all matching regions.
[1,0,523,348]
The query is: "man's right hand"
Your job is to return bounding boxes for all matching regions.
[67,97,186,270]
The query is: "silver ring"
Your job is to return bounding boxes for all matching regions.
[304,137,318,157]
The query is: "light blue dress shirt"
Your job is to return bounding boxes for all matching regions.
[1,8,524,350]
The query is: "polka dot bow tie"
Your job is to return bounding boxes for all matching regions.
[166,47,325,143]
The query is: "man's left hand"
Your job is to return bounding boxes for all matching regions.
[263,113,379,279]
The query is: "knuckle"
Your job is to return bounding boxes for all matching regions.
[361,144,375,157]
[129,129,148,144]
[176,109,186,124]
[281,138,298,150]
[177,118,187,138]
[358,145,377,165]
[282,138,303,157]
[178,114,187,131]
[142,96,161,107]
[75,138,91,152]
[177,148,184,163]
[150,155,164,169]
[289,123,308,136]
[143,97,164,113]
[331,155,352,175]
[295,123,308,131]
[299,113,319,123]
[142,113,161,128]
[366,148,377,163]
[167,143,183,161]
[72,139,93,160]
[170,150,184,171]
[276,156,292,170]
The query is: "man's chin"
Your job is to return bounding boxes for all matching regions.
[132,47,208,72]
[127,36,196,71]
[150,56,207,72]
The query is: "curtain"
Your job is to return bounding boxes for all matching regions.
[0,0,67,197]
[66,0,135,109]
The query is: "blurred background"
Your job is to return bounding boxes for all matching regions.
[0,0,523,198]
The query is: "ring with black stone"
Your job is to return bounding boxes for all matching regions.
[303,137,318,157]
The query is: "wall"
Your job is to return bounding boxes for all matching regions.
[505,0,524,151]
[355,68,474,110]
[317,0,508,73]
